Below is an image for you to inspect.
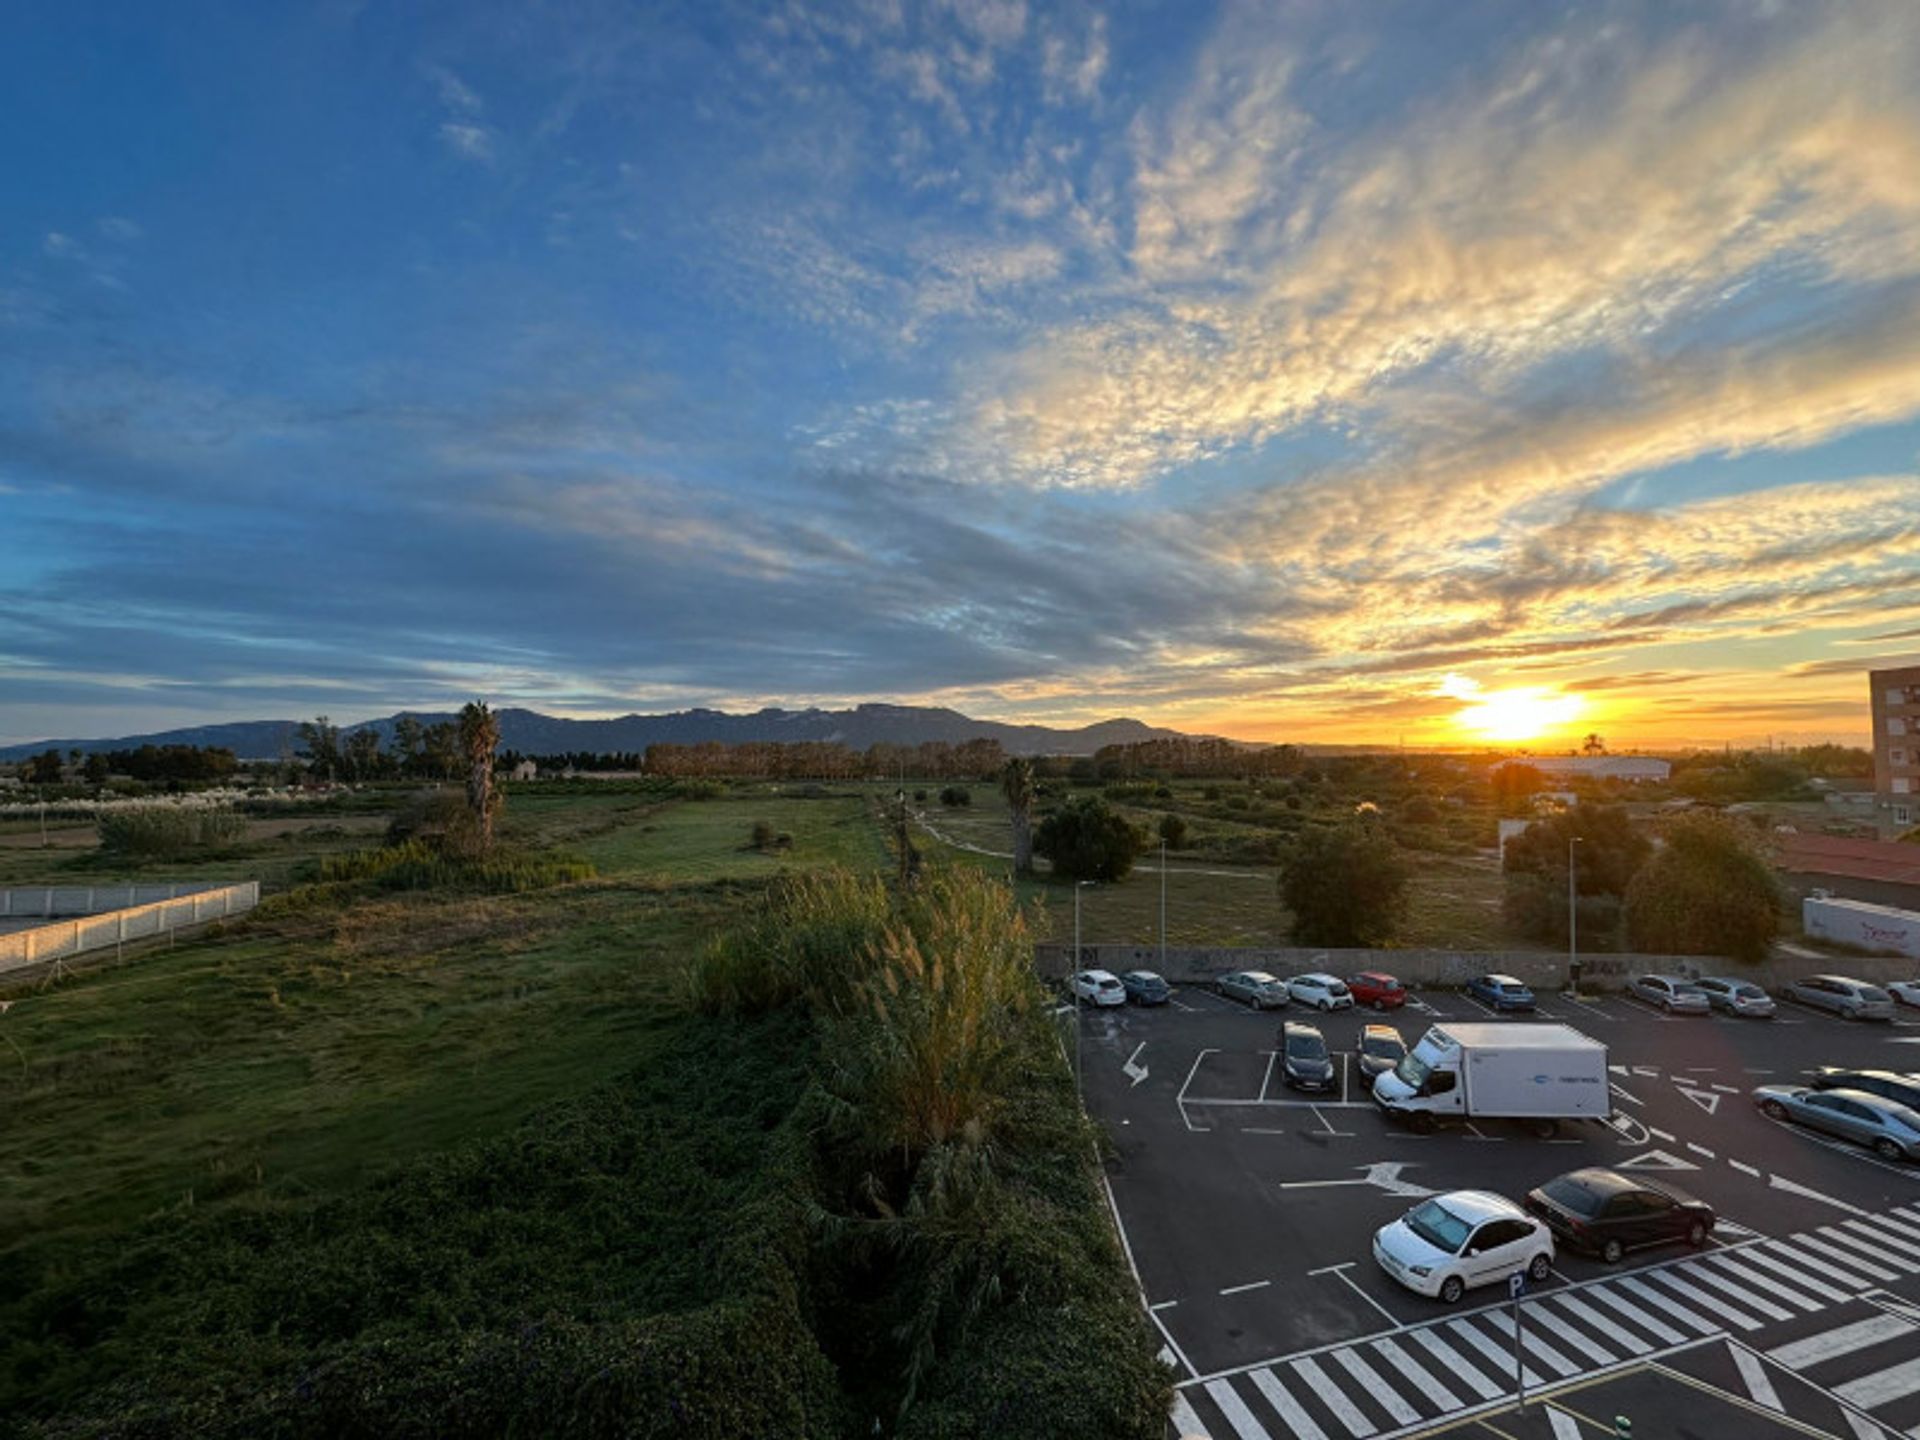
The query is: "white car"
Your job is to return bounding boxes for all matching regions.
[1890,980,1920,1010]
[1373,1191,1554,1305]
[1287,972,1355,1011]
[1070,969,1127,1007]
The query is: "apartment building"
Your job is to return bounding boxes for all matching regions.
[1873,663,1920,836]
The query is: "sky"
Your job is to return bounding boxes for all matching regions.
[4,0,1920,751]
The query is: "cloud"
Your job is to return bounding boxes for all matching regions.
[438,122,495,162]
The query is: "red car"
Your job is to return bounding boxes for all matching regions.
[1347,971,1407,1009]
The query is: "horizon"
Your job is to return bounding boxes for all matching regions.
[5,4,1920,752]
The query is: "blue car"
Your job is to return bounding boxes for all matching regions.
[1121,970,1172,1005]
[1467,972,1536,1012]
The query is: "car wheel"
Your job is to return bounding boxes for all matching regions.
[1662,999,1673,1014]
[1373,999,1385,1011]
[1411,1112,1437,1135]
[1762,1100,1787,1120]
[1877,1138,1903,1161]
[1528,1253,1552,1284]
[1686,1220,1708,1247]
[1439,1275,1464,1305]
[1319,998,1331,1012]
[1845,1005,1860,1021]
[1601,1238,1625,1265]
[1529,1118,1558,1139]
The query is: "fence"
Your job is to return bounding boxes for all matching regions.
[0,882,260,979]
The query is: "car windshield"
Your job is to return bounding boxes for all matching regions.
[1396,1052,1431,1089]
[1246,973,1277,986]
[1098,978,1121,990]
[1327,982,1349,996]
[1362,1034,1404,1059]
[1404,1200,1474,1254]
[1735,985,1765,999]
[1886,1104,1920,1132]
[1501,982,1528,993]
[1863,986,1892,1003]
[1541,1176,1606,1217]
[1287,1032,1327,1060]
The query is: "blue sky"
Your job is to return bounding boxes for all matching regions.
[4,0,1919,748]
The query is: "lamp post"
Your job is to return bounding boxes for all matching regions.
[1159,839,1168,973]
[1073,879,1093,1096]
[1568,836,1584,996]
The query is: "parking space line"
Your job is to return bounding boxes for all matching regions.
[1221,1280,1271,1297]
[1730,1159,1761,1177]
[1258,1050,1277,1104]
[1176,1048,1219,1134]
[1150,1299,1180,1312]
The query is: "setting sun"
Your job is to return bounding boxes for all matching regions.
[1440,674,1585,742]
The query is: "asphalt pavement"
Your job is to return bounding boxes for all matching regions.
[1072,979,1920,1439]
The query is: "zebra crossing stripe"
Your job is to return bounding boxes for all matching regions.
[1786,1234,1899,1283]
[1248,1368,1328,1440]
[1730,1344,1784,1411]
[1408,1324,1503,1400]
[1637,1267,1765,1329]
[1371,1335,1463,1410]
[1477,1306,1585,1376]
[1171,1392,1213,1439]
[1767,1314,1918,1370]
[1833,1354,1920,1410]
[1840,1219,1920,1264]
[1292,1355,1377,1437]
[1547,1293,1651,1355]
[1616,1275,1720,1335]
[1581,1282,1687,1346]
[1695,1256,1825,1311]
[1446,1316,1546,1390]
[1670,1262,1795,1322]
[1864,1212,1920,1248]
[1331,1348,1419,1426]
[1520,1297,1625,1364]
[1732,1246,1852,1302]
[1813,1227,1915,1275]
[1203,1377,1274,1440]
[1766,1238,1884,1289]
[1841,1410,1891,1440]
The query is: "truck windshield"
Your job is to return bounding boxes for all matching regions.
[1404,1200,1473,1254]
[1395,1052,1431,1089]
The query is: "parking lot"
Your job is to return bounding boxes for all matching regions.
[1076,979,1920,1438]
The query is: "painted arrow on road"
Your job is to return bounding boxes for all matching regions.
[1122,1042,1149,1088]
[1276,1162,1439,1199]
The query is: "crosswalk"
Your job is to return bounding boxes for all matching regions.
[1171,1204,1920,1439]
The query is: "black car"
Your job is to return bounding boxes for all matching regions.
[1810,1069,1920,1110]
[1280,1020,1336,1093]
[1524,1168,1715,1265]
[1120,970,1171,1005]
[1356,1023,1407,1081]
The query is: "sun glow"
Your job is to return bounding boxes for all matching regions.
[1439,674,1585,743]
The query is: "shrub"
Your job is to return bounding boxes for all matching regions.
[1157,813,1188,849]
[1033,796,1147,882]
[1625,812,1783,962]
[96,807,248,859]
[686,868,893,1015]
[1279,821,1409,946]
[317,841,595,892]
[751,818,778,850]
[1502,805,1650,946]
[939,786,972,808]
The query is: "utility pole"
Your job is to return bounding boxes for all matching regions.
[1159,839,1168,973]
[1073,880,1089,1097]
[1568,836,1583,995]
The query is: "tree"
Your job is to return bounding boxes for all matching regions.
[1000,757,1036,876]
[1502,805,1650,948]
[458,701,502,853]
[392,715,424,775]
[1625,812,1783,962]
[1158,813,1188,850]
[1279,821,1409,947]
[1490,761,1546,816]
[24,749,62,785]
[421,722,460,780]
[82,752,110,785]
[344,727,387,782]
[1033,795,1146,882]
[1582,733,1607,755]
[939,786,971,808]
[298,716,343,782]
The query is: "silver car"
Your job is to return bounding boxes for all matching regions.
[1628,975,1711,1015]
[1755,1085,1920,1161]
[1786,974,1895,1022]
[1218,970,1290,1009]
[1694,976,1776,1018]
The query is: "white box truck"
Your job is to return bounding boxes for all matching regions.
[1803,896,1920,961]
[1371,1022,1609,1136]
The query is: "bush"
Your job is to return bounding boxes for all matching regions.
[1279,821,1409,947]
[1502,806,1649,946]
[1157,814,1188,849]
[1033,796,1147,882]
[1625,812,1783,962]
[687,868,893,1015]
[96,807,248,859]
[939,786,972,808]
[317,841,595,893]
[752,818,778,850]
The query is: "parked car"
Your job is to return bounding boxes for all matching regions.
[1120,970,1171,1005]
[1287,972,1355,1011]
[1628,975,1711,1015]
[1356,1023,1407,1081]
[1809,1069,1920,1110]
[1281,1020,1337,1092]
[1070,969,1126,1007]
[1466,973,1536,1012]
[1889,980,1920,1009]
[1523,1167,1715,1264]
[1219,970,1290,1009]
[1785,974,1895,1021]
[1348,971,1407,1009]
[1694,976,1777,1018]
[1755,1085,1920,1161]
[1373,1191,1554,1304]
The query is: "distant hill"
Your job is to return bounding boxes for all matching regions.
[0,704,1198,763]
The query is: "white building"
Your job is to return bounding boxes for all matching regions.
[1499,755,1670,783]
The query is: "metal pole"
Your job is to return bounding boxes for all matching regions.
[1568,837,1580,992]
[1512,1285,1527,1412]
[1073,882,1083,1093]
[1159,839,1167,972]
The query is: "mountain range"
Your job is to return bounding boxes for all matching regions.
[0,705,1196,762]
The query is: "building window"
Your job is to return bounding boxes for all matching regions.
[1898,806,1913,827]
[1897,779,1913,795]
[1896,748,1911,765]
[1895,718,1910,736]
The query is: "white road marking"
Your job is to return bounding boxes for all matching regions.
[1204,1377,1275,1440]
[1842,1410,1891,1440]
[1816,1226,1917,1273]
[1676,1087,1722,1117]
[1712,1082,1741,1094]
[1617,1148,1700,1171]
[1371,1334,1462,1409]
[1447,1315,1544,1389]
[1687,1142,1717,1159]
[1151,1300,1180,1312]
[1768,1314,1918,1370]
[1639,1267,1765,1329]
[1673,1262,1793,1322]
[1548,1408,1583,1440]
[1547,1292,1651,1354]
[1767,1238,1885,1288]
[1292,1355,1377,1437]
[1616,1275,1719,1335]
[1332,1348,1419,1425]
[1408,1324,1503,1400]
[1584,1282,1687,1345]
[1769,1172,1873,1217]
[1492,1301,1607,1370]
[1868,1212,1920,1247]
[1632,1065,1661,1077]
[1247,1368,1328,1440]
[1326,1264,1405,1328]
[1123,1041,1149,1087]
[1698,1256,1824,1311]
[1177,1048,1219,1133]
[1730,1343,1784,1411]
[1258,1050,1277,1103]
[1221,1280,1271,1297]
[1278,1163,1438,1199]
[1170,1393,1213,1439]
[1650,1127,1677,1143]
[1609,1081,1645,1107]
[1733,1246,1851,1302]
[1730,1159,1762,1177]
[1842,1219,1920,1264]
[1834,1355,1920,1410]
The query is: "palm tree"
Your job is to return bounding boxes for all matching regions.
[459,700,502,851]
[1582,733,1607,756]
[1000,757,1036,875]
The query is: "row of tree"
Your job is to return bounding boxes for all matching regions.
[297,716,467,783]
[642,738,1010,780]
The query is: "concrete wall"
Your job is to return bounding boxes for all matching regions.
[1036,941,1920,992]
[0,881,260,980]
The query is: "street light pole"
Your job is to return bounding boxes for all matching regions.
[1073,880,1090,1097]
[1160,839,1168,973]
[1568,836,1583,996]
